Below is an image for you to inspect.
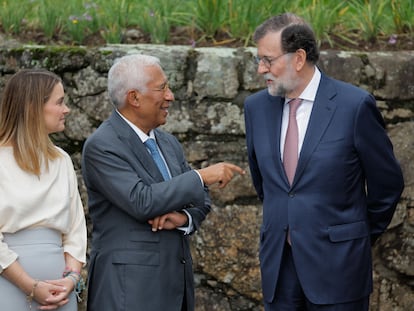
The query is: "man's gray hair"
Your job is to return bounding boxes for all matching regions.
[108,54,161,108]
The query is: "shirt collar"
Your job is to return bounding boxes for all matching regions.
[285,67,321,103]
[115,110,155,142]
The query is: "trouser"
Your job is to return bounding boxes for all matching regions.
[264,243,369,311]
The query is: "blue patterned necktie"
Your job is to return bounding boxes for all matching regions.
[144,138,171,181]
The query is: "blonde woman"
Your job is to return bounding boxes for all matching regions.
[0,69,87,310]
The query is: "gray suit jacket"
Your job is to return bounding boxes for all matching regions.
[82,111,211,311]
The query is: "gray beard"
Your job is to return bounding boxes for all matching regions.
[267,83,288,97]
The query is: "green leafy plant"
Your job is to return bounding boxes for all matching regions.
[33,0,63,38]
[100,24,123,44]
[0,0,412,48]
[226,0,289,46]
[98,0,134,43]
[0,0,33,34]
[190,0,228,38]
[347,0,391,43]
[137,0,186,44]
[296,0,349,48]
[390,0,414,33]
[64,0,96,44]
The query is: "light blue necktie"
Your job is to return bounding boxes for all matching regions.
[144,138,171,181]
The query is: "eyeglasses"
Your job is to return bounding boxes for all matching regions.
[151,82,170,92]
[253,53,288,68]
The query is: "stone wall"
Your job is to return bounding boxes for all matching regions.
[0,45,413,310]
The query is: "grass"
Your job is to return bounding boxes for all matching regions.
[347,0,390,43]
[0,0,413,49]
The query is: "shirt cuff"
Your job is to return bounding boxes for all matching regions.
[177,209,194,235]
[193,170,204,186]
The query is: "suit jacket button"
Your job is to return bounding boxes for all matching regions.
[288,192,295,197]
[181,258,186,264]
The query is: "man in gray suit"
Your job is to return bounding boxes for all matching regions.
[82,54,244,311]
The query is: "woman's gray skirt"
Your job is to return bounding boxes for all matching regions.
[0,228,77,310]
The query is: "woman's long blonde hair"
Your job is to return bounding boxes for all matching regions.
[0,69,62,176]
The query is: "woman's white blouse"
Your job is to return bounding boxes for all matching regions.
[0,146,87,272]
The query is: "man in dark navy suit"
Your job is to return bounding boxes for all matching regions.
[244,13,404,311]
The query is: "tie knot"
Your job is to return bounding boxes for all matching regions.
[288,98,302,115]
[144,138,158,153]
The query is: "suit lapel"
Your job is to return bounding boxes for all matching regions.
[293,75,337,186]
[108,111,163,180]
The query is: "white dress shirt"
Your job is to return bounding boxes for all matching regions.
[280,67,321,159]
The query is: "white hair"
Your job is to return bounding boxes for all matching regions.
[107,54,161,108]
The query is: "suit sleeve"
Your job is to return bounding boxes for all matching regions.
[169,135,211,232]
[354,94,404,242]
[244,98,264,201]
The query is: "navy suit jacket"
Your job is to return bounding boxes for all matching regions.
[82,111,211,311]
[244,73,404,304]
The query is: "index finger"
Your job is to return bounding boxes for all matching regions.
[157,214,169,230]
[39,298,69,310]
[150,217,160,232]
[225,163,246,175]
[39,305,59,310]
